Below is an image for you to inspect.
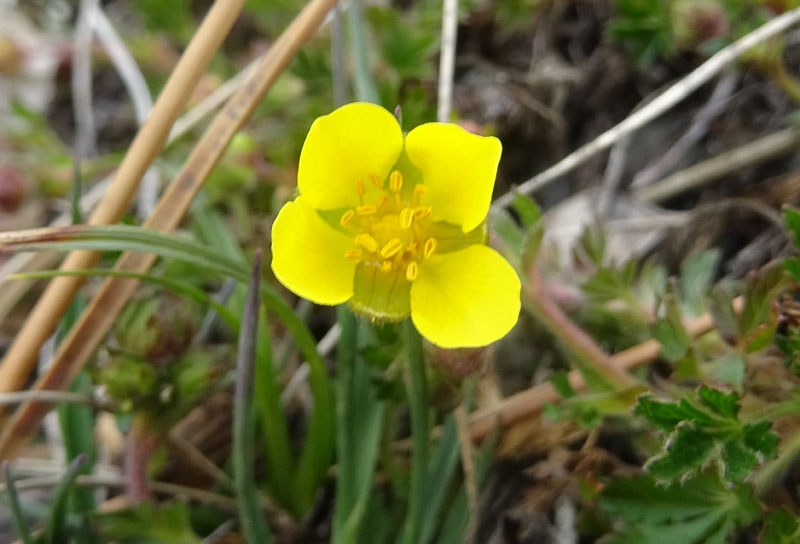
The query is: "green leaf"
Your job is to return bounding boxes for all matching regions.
[783,257,800,282]
[698,386,739,419]
[743,421,779,458]
[93,501,201,544]
[43,455,87,544]
[634,395,713,432]
[511,192,542,229]
[646,425,715,481]
[2,463,33,544]
[599,472,761,544]
[679,249,720,316]
[784,207,800,247]
[634,389,779,483]
[761,510,800,544]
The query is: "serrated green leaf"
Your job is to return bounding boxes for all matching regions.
[721,438,758,482]
[742,421,779,458]
[698,386,739,419]
[599,472,760,544]
[761,509,800,544]
[634,395,714,432]
[647,425,715,481]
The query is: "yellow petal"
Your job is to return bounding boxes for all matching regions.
[410,245,520,348]
[405,123,501,232]
[298,103,404,210]
[271,197,356,305]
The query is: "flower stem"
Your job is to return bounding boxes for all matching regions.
[124,415,161,502]
[524,266,635,390]
[402,320,429,544]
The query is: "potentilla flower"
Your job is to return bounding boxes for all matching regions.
[271,102,520,348]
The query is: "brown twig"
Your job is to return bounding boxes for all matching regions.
[0,0,338,463]
[0,0,248,400]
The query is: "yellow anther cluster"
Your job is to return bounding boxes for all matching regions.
[339,170,438,282]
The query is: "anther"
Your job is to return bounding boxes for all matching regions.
[381,260,393,272]
[356,205,377,216]
[380,238,403,259]
[406,261,418,281]
[413,184,429,197]
[413,206,432,219]
[370,173,382,188]
[377,194,388,208]
[355,233,378,253]
[390,170,403,192]
[345,249,363,260]
[340,210,355,227]
[400,207,414,229]
[424,237,437,257]
[357,180,366,196]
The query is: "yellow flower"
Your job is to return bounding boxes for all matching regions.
[271,102,520,348]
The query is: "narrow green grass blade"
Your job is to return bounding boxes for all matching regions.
[346,0,379,103]
[418,417,461,544]
[250,300,294,512]
[56,295,97,525]
[233,250,273,544]
[333,307,386,544]
[2,462,34,544]
[400,321,429,544]
[43,454,87,544]
[12,269,238,332]
[436,432,498,544]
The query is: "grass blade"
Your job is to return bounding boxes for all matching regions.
[400,320,429,544]
[2,462,34,544]
[333,307,385,544]
[43,454,87,544]
[346,0,379,103]
[418,417,462,544]
[233,249,273,543]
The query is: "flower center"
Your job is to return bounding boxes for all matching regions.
[340,170,437,281]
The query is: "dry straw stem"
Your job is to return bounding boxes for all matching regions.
[0,0,248,399]
[634,127,800,203]
[466,297,744,441]
[490,6,800,211]
[0,0,338,463]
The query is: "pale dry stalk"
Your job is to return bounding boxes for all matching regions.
[0,0,248,398]
[0,0,338,462]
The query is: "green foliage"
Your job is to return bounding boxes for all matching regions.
[598,472,761,544]
[92,502,201,544]
[608,0,675,65]
[634,387,778,482]
[761,510,800,544]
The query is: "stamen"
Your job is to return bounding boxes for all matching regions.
[380,238,403,259]
[424,237,437,258]
[370,173,382,188]
[356,205,377,216]
[345,249,363,260]
[413,184,429,197]
[390,170,403,192]
[340,209,355,227]
[400,207,414,229]
[355,233,378,253]
[381,260,393,272]
[357,179,366,196]
[406,261,418,281]
[376,194,389,208]
[413,206,432,219]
